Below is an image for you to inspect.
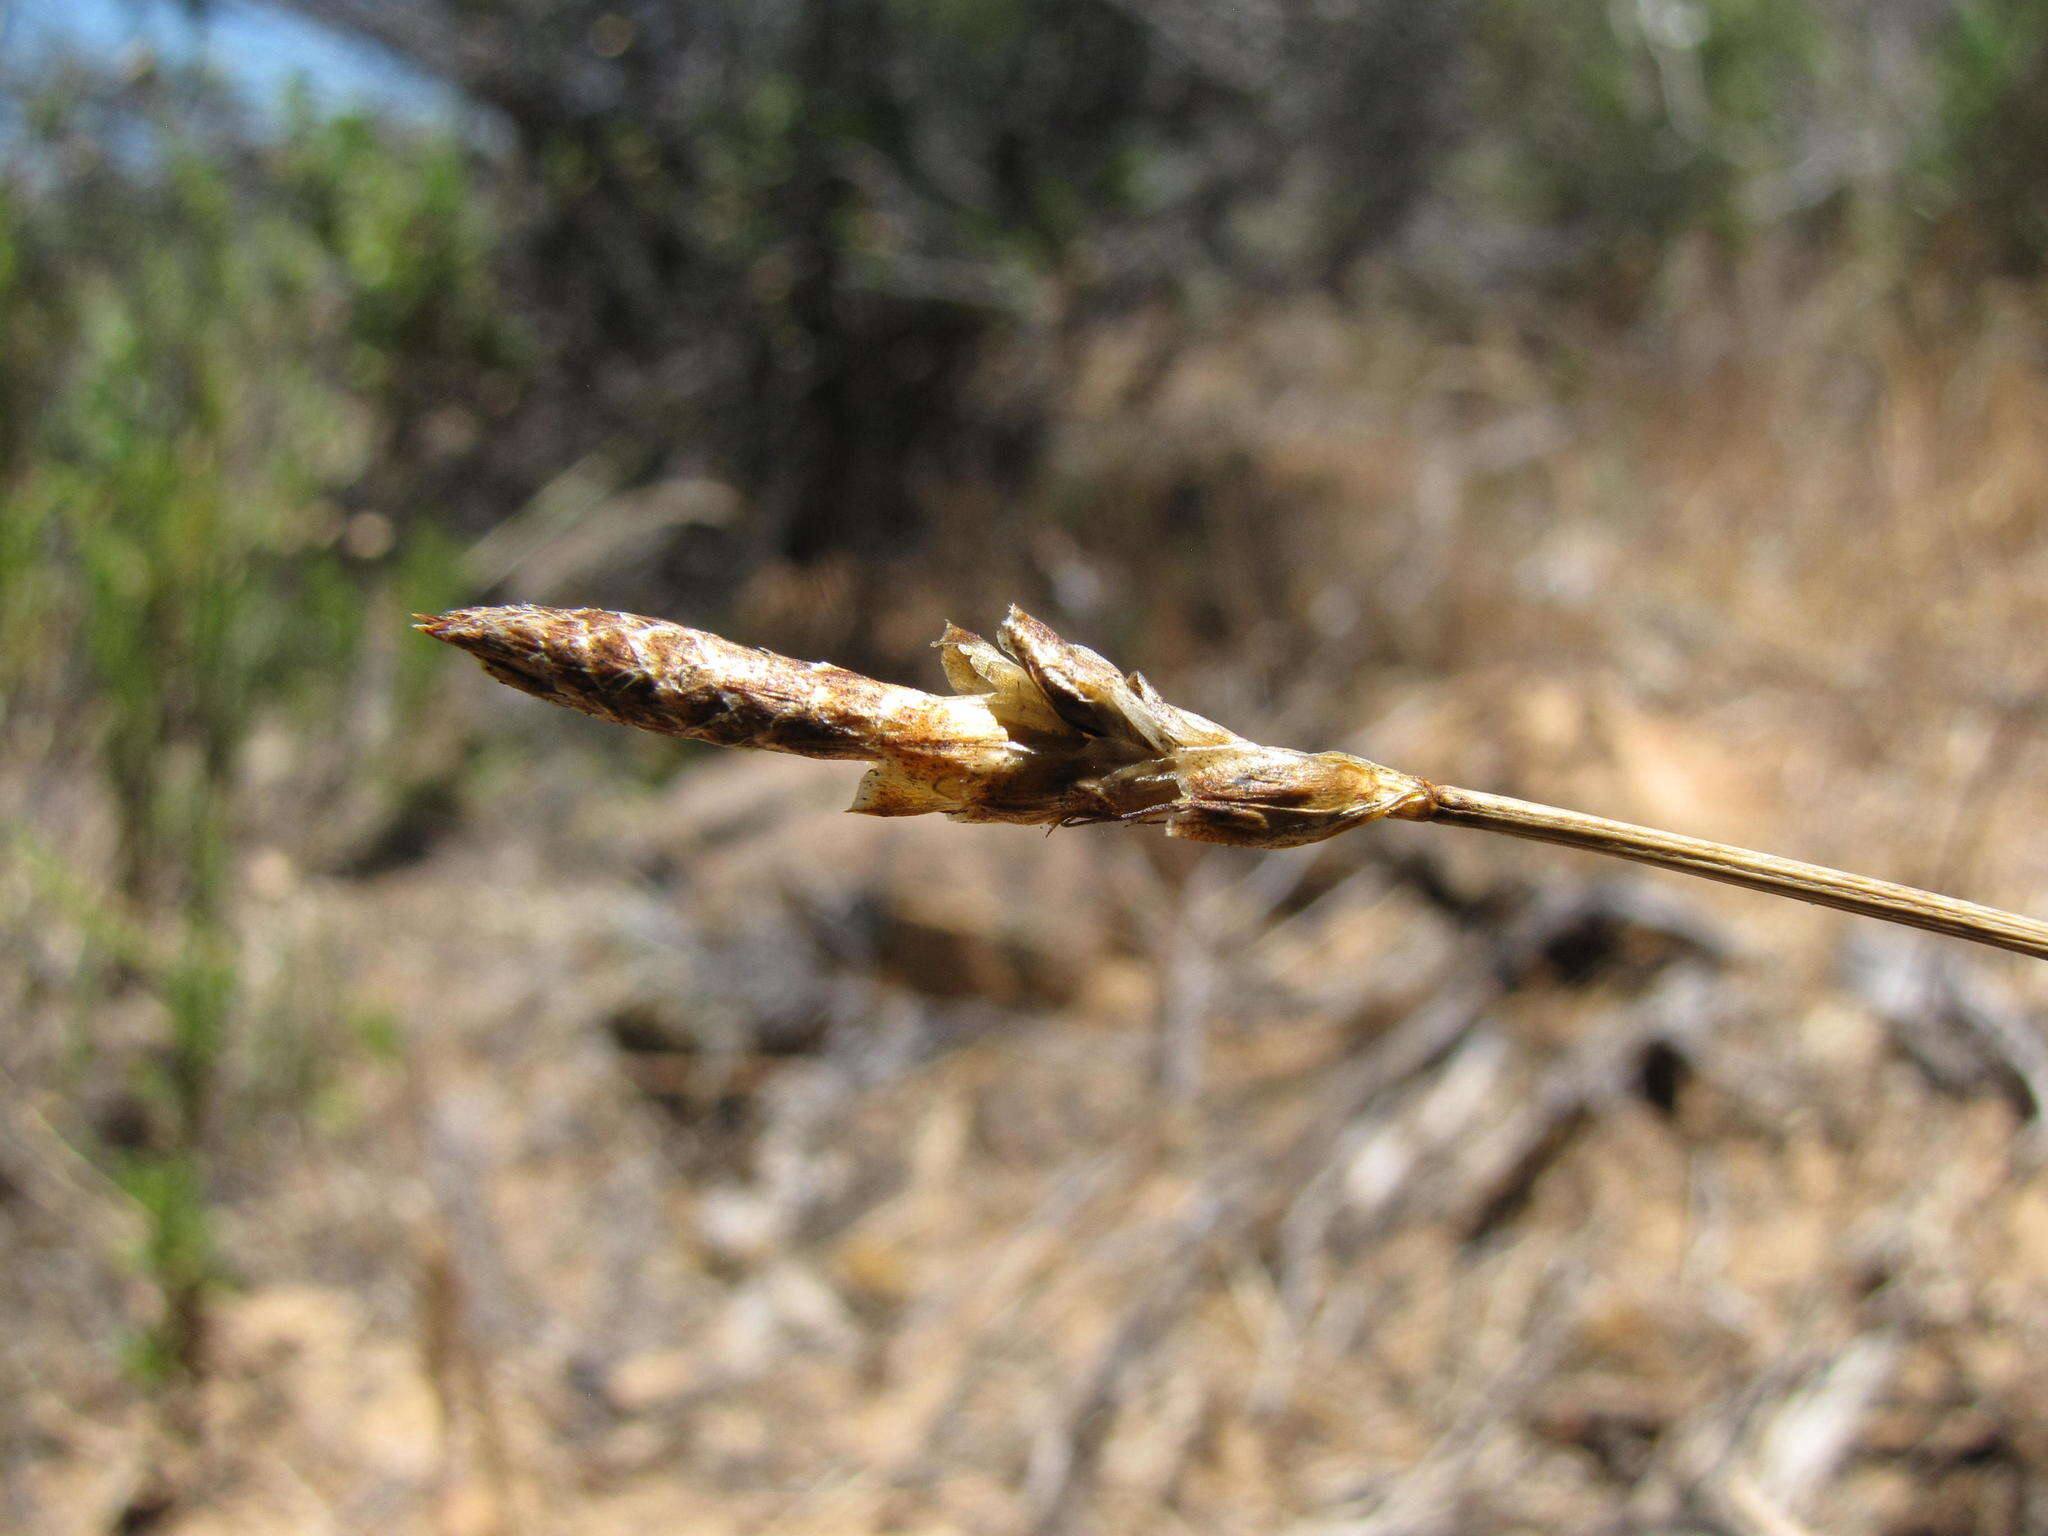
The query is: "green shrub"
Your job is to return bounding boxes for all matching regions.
[0,68,506,1383]
[1920,0,2048,272]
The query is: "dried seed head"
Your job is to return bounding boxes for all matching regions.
[419,603,1434,849]
[418,605,951,758]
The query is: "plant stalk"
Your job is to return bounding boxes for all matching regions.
[1420,784,2048,961]
[423,604,2048,963]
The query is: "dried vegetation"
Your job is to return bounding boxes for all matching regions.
[419,602,1432,846]
[11,284,2048,1535]
[421,601,2048,955]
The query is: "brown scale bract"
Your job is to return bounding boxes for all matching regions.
[418,604,1435,848]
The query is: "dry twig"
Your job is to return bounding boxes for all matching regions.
[420,604,2048,961]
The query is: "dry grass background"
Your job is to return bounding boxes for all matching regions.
[10,271,2048,1535]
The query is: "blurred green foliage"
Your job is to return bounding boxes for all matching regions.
[1922,0,2048,272]
[255,0,1469,570]
[1467,0,1822,276]
[0,66,509,1382]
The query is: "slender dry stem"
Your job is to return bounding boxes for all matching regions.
[1421,785,2048,961]
[420,604,2048,962]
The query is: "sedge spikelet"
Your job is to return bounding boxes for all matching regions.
[418,604,1433,847]
[419,602,2048,959]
